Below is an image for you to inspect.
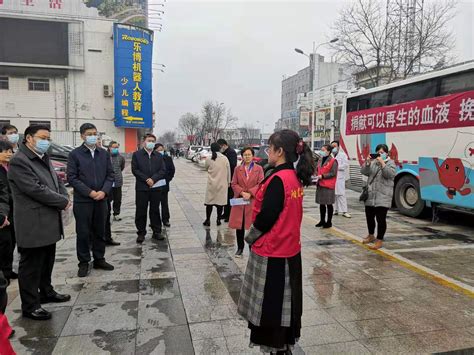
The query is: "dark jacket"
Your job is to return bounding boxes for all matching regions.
[67,144,114,203]
[111,154,126,188]
[223,147,238,178]
[163,154,175,192]
[0,167,10,224]
[8,144,69,248]
[131,148,166,191]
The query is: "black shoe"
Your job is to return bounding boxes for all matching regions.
[9,271,18,280]
[152,232,165,240]
[136,235,145,244]
[22,308,51,321]
[224,219,229,223]
[235,249,243,257]
[105,239,121,246]
[93,260,114,271]
[203,220,210,227]
[163,221,171,228]
[315,221,325,227]
[41,292,71,304]
[78,263,89,278]
[217,219,222,226]
[323,222,332,229]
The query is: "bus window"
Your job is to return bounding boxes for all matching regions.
[347,97,359,112]
[358,95,370,110]
[440,70,474,95]
[370,90,390,108]
[391,80,437,105]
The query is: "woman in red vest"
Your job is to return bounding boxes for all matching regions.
[238,129,315,355]
[228,147,264,257]
[315,144,338,228]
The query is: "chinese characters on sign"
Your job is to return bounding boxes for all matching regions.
[114,24,153,128]
[346,91,474,135]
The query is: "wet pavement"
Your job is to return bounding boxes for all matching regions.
[5,158,474,354]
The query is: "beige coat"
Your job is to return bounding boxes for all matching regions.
[205,152,231,205]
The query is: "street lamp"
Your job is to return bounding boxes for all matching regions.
[294,38,339,151]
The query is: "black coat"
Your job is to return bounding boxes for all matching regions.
[8,144,69,248]
[67,144,114,203]
[163,154,175,192]
[131,149,166,191]
[223,147,238,178]
[0,167,10,224]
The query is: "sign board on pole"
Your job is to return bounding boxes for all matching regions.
[300,111,310,126]
[316,111,325,126]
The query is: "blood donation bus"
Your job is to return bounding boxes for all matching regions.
[339,62,474,217]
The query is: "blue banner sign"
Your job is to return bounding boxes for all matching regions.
[114,23,153,128]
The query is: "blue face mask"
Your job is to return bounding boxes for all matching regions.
[85,135,98,146]
[145,142,155,150]
[320,150,328,157]
[35,139,51,154]
[332,147,338,155]
[7,134,19,145]
[380,152,388,160]
[111,148,119,155]
[159,151,165,155]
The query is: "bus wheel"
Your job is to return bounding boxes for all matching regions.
[394,175,425,218]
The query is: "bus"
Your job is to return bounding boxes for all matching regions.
[340,62,474,217]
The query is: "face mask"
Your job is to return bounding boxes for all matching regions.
[7,134,19,144]
[320,150,328,157]
[145,142,155,150]
[332,147,338,154]
[35,139,51,154]
[380,152,387,160]
[85,135,98,146]
[159,151,164,155]
[111,148,119,155]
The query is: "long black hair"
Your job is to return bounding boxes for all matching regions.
[210,142,221,161]
[268,129,315,187]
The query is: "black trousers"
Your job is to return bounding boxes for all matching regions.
[161,190,170,223]
[136,189,163,236]
[0,227,14,279]
[18,244,56,312]
[236,215,245,250]
[205,205,223,221]
[74,200,107,265]
[111,186,122,216]
[320,204,334,223]
[223,186,233,220]
[365,206,389,240]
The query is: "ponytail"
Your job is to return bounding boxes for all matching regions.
[211,151,217,161]
[296,142,315,187]
[210,142,221,161]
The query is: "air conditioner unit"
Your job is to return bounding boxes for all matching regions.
[103,85,113,97]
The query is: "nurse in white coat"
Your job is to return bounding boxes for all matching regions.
[331,141,351,218]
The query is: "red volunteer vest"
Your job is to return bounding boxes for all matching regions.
[317,157,337,189]
[251,169,303,258]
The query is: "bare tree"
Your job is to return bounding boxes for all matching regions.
[330,0,456,86]
[158,131,177,146]
[178,113,200,144]
[201,101,238,142]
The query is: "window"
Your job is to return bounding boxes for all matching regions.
[28,78,50,92]
[0,120,11,128]
[29,120,51,129]
[440,70,474,96]
[391,80,437,105]
[370,90,390,108]
[0,77,8,90]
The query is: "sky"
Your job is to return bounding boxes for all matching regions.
[150,0,474,137]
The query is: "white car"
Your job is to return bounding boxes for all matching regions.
[186,146,202,160]
[196,148,211,166]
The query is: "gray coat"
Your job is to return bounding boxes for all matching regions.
[111,154,125,188]
[8,144,69,248]
[361,159,397,208]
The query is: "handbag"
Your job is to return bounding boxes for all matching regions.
[359,167,381,202]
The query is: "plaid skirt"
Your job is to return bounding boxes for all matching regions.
[238,251,302,350]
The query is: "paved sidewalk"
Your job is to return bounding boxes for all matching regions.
[5,158,474,354]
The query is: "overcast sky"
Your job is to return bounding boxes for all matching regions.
[151,0,474,136]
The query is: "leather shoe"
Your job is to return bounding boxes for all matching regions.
[136,235,145,244]
[22,308,51,321]
[105,239,121,246]
[152,232,165,240]
[163,221,171,228]
[93,260,114,271]
[41,292,71,304]
[78,263,89,278]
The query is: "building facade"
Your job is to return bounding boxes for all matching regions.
[0,0,152,152]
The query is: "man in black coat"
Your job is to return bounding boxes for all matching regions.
[67,123,115,278]
[8,125,71,320]
[217,139,237,222]
[155,143,175,227]
[132,134,166,243]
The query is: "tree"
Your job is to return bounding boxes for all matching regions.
[158,131,177,146]
[330,0,456,86]
[201,101,238,142]
[179,113,201,144]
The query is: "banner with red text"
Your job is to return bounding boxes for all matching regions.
[346,90,474,135]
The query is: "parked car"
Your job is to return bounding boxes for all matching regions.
[193,147,210,163]
[186,146,202,160]
[253,145,268,167]
[196,148,211,166]
[48,142,70,163]
[52,160,68,186]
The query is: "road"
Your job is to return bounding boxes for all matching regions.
[5,158,474,354]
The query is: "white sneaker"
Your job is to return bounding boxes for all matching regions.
[342,212,352,218]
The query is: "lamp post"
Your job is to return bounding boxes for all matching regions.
[294,38,339,151]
